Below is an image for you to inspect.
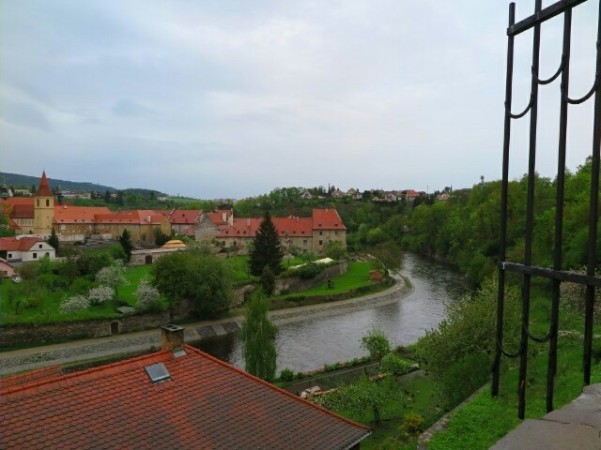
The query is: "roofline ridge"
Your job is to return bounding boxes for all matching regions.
[1,348,172,395]
[182,344,370,433]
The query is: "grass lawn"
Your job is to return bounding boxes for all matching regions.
[276,261,376,299]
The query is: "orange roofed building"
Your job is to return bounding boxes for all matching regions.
[0,325,370,450]
[202,208,346,255]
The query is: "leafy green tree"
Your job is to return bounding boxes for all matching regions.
[153,250,232,318]
[240,289,278,381]
[119,229,133,262]
[154,228,170,246]
[249,211,283,276]
[331,375,388,424]
[361,327,391,361]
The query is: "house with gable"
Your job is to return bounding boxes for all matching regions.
[0,325,371,449]
[0,236,56,263]
[168,209,202,236]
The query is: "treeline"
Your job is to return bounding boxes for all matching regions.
[402,158,599,284]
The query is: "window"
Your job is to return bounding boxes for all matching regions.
[33,253,38,259]
[36,200,39,207]
[39,244,43,249]
[303,240,307,245]
[334,231,338,236]
[319,240,323,246]
[8,253,12,259]
[46,199,50,207]
[45,252,49,257]
[319,231,323,236]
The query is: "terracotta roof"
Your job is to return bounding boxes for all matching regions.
[169,209,202,225]
[0,345,370,449]
[0,237,44,252]
[207,209,233,226]
[4,198,34,207]
[312,209,346,230]
[53,206,111,224]
[36,171,53,197]
[10,204,34,219]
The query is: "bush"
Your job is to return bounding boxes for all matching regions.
[59,295,90,314]
[361,327,391,360]
[297,262,322,279]
[380,352,412,376]
[279,368,295,382]
[401,412,425,436]
[88,286,114,305]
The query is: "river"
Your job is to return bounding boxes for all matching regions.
[196,253,467,373]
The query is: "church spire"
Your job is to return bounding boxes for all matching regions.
[36,171,53,197]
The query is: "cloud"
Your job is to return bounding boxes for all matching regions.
[111,98,155,117]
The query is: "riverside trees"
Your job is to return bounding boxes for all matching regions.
[152,249,232,319]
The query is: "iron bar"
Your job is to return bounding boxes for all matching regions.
[518,0,543,419]
[493,2,516,398]
[500,262,601,286]
[547,8,572,413]
[583,0,601,385]
[566,77,599,104]
[536,57,565,85]
[509,0,588,36]
[508,96,534,119]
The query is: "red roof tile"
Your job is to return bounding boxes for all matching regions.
[0,345,370,449]
[36,171,53,197]
[207,209,233,226]
[53,206,111,224]
[10,204,34,219]
[169,209,202,225]
[312,209,346,230]
[0,237,45,252]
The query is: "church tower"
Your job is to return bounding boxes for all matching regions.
[33,171,55,236]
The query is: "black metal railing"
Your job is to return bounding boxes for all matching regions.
[492,0,601,419]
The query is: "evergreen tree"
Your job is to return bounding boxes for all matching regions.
[240,289,278,381]
[119,229,133,262]
[48,229,60,253]
[249,211,283,276]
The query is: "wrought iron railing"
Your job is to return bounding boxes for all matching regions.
[492,0,601,419]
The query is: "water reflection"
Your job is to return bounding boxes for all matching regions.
[194,253,466,372]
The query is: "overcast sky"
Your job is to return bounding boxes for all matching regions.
[1,1,599,199]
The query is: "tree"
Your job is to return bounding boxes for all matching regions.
[96,261,127,297]
[152,250,232,319]
[119,229,133,262]
[240,289,278,381]
[48,229,60,253]
[259,265,276,296]
[249,211,284,276]
[361,327,391,361]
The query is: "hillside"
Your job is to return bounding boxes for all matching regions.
[0,172,166,197]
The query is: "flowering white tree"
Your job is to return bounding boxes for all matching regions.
[88,286,115,305]
[59,295,90,314]
[135,279,161,311]
[96,260,127,296]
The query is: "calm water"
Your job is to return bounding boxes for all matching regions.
[196,253,467,372]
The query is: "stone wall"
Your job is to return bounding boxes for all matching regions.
[0,311,170,347]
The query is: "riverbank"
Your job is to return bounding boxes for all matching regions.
[0,273,412,376]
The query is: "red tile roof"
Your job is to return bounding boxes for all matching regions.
[0,237,45,252]
[0,345,370,449]
[207,209,233,226]
[36,171,53,197]
[312,209,346,230]
[169,209,202,225]
[53,206,111,224]
[10,204,34,219]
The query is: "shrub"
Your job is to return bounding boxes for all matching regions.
[380,352,412,376]
[296,262,322,279]
[136,279,162,311]
[88,286,114,305]
[279,368,295,382]
[59,295,90,314]
[361,327,391,360]
[401,412,425,436]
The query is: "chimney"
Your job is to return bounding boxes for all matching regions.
[160,324,185,350]
[222,212,227,223]
[246,217,250,226]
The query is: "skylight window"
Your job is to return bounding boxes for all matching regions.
[145,363,171,383]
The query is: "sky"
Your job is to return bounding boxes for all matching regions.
[1,1,599,199]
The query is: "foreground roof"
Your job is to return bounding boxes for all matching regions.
[1,345,370,450]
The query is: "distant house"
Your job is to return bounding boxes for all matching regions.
[168,209,202,234]
[301,190,313,200]
[0,325,371,449]
[0,257,15,278]
[0,236,56,263]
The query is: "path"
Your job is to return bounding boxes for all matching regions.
[0,275,411,376]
